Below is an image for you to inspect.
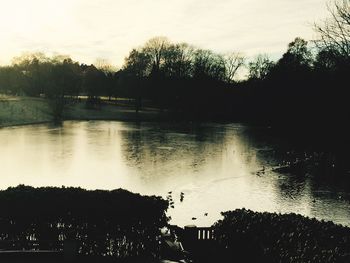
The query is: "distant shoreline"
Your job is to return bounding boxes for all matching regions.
[0,120,52,129]
[1,96,349,148]
[0,95,169,128]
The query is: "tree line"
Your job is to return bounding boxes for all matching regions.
[0,0,348,125]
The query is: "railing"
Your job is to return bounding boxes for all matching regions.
[196,227,215,241]
[182,225,215,249]
[180,225,218,262]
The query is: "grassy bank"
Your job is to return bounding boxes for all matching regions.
[0,95,167,128]
[63,101,167,122]
[0,95,52,127]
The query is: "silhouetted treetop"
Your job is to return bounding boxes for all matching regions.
[314,0,350,60]
[248,54,274,81]
[278,37,313,70]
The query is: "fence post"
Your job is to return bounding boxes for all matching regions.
[183,225,197,250]
[63,239,77,262]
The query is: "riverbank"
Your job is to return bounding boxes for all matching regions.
[0,95,52,127]
[0,95,168,128]
[63,101,168,122]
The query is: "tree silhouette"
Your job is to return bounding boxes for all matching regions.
[314,0,350,59]
[143,36,170,76]
[162,43,195,78]
[278,37,313,70]
[193,49,225,81]
[223,52,245,83]
[248,54,274,81]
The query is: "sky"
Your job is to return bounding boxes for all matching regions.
[0,0,330,67]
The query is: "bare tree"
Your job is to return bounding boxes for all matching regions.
[194,49,226,81]
[223,52,245,83]
[11,52,50,66]
[314,0,350,58]
[248,54,274,80]
[163,42,195,77]
[94,58,116,74]
[143,36,170,74]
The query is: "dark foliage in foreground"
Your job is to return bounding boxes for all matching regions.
[213,209,350,263]
[0,185,168,260]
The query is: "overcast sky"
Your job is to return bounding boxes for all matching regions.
[0,0,329,67]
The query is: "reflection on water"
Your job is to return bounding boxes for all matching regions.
[0,121,349,227]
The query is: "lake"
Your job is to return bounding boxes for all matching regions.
[0,121,349,227]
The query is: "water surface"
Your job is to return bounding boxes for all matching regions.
[1,121,349,227]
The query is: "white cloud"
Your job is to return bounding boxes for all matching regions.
[0,0,329,66]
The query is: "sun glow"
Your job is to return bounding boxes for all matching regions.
[0,0,329,66]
